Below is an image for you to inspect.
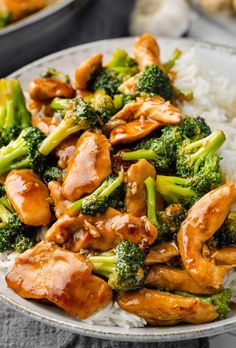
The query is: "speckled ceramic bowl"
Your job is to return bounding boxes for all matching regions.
[1,37,236,342]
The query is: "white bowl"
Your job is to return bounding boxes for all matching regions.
[1,37,236,342]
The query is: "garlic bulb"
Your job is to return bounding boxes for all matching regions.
[199,0,232,13]
[129,0,190,38]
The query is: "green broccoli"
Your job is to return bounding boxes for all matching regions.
[68,170,124,216]
[136,64,173,101]
[156,175,212,208]
[89,240,147,291]
[0,126,47,175]
[144,176,158,227]
[90,89,116,123]
[90,49,138,97]
[157,204,186,242]
[176,130,225,180]
[214,212,236,247]
[43,166,63,184]
[50,97,71,111]
[41,68,70,83]
[176,289,232,320]
[0,79,31,145]
[39,97,98,156]
[0,199,34,252]
[0,184,5,198]
[163,48,182,73]
[0,11,11,28]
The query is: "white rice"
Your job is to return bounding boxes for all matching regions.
[1,50,236,326]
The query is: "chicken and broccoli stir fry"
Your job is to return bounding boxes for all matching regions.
[2,34,236,327]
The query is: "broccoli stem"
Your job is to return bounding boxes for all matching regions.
[0,79,31,129]
[68,170,124,214]
[121,149,157,162]
[164,48,182,73]
[50,97,70,111]
[0,137,28,174]
[144,177,158,227]
[39,119,80,156]
[187,130,225,172]
[156,175,196,204]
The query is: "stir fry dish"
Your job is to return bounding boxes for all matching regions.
[2,34,236,327]
[0,0,50,28]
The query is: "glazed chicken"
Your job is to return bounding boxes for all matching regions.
[125,159,156,217]
[75,53,103,90]
[45,207,158,251]
[212,247,236,266]
[5,241,112,319]
[108,96,182,145]
[48,181,70,219]
[0,0,46,22]
[145,265,217,295]
[117,289,218,326]
[55,135,77,169]
[132,33,163,70]
[29,78,75,102]
[62,132,111,201]
[5,169,51,226]
[177,182,236,289]
[145,241,180,265]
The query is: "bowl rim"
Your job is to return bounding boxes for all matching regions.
[0,0,74,36]
[2,36,236,342]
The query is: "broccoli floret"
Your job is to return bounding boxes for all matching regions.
[163,48,182,73]
[107,49,138,79]
[14,233,35,253]
[157,204,186,242]
[136,64,173,101]
[215,212,236,247]
[90,89,115,123]
[39,97,98,156]
[41,68,70,83]
[43,166,63,184]
[0,126,47,175]
[155,175,211,208]
[0,79,31,145]
[113,93,136,111]
[177,289,232,320]
[50,97,71,111]
[144,177,158,227]
[89,240,147,291]
[90,67,121,97]
[68,170,124,216]
[0,199,34,252]
[173,87,194,102]
[176,130,225,179]
[0,11,11,28]
[108,182,126,210]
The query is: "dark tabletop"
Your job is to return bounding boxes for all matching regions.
[1,1,210,347]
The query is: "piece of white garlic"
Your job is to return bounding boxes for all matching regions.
[129,0,190,38]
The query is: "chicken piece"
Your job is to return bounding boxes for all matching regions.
[54,136,77,169]
[212,247,236,266]
[5,169,51,226]
[145,241,179,265]
[125,159,156,217]
[177,182,236,289]
[117,289,218,326]
[75,54,103,90]
[108,97,182,145]
[29,78,75,101]
[45,207,158,251]
[62,132,111,201]
[5,241,112,319]
[0,0,46,21]
[132,33,162,71]
[48,181,70,219]
[145,265,217,295]
[110,118,162,145]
